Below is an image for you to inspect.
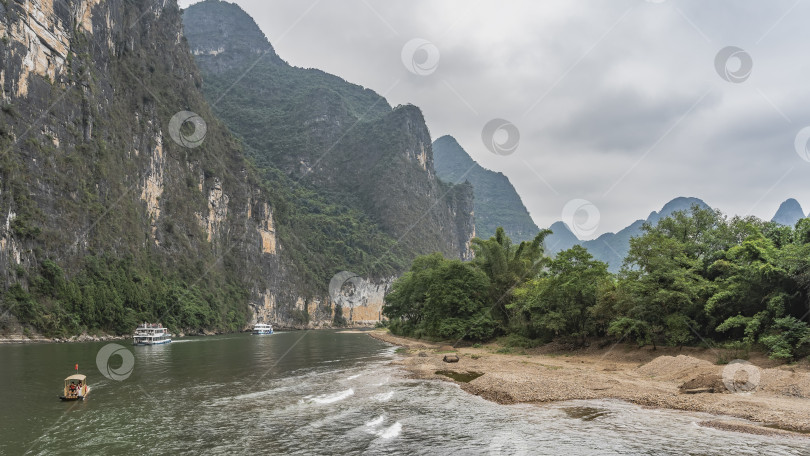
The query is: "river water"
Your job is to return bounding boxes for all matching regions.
[1,331,806,455]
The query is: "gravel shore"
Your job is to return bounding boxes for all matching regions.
[370,330,810,437]
[0,334,130,344]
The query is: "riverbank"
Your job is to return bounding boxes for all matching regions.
[370,330,810,437]
[0,333,131,344]
[0,325,379,344]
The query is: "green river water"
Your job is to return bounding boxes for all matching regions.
[1,331,807,455]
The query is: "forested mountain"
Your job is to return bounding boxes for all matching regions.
[545,197,711,272]
[432,135,539,242]
[0,0,474,338]
[183,1,474,269]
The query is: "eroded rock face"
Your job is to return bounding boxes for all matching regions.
[251,276,394,329]
[0,0,109,97]
[256,202,276,255]
[141,134,165,242]
[196,178,229,243]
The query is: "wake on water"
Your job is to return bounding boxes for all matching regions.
[364,415,402,439]
[309,388,355,404]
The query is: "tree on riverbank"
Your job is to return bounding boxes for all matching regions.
[383,253,496,341]
[512,245,611,345]
[470,227,552,325]
[384,206,810,360]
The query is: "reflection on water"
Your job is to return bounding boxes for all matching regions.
[2,331,808,455]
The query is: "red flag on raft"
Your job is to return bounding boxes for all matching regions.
[75,363,78,372]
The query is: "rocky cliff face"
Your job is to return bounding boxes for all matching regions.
[0,0,449,336]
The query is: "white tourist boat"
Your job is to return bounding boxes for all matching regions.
[133,323,172,345]
[251,323,274,335]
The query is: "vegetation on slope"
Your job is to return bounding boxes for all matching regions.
[1,1,259,337]
[183,0,474,286]
[432,135,539,242]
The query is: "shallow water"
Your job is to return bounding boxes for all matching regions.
[435,370,484,382]
[1,331,806,455]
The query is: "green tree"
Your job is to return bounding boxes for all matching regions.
[470,227,552,324]
[514,246,610,344]
[383,253,495,341]
[382,253,445,328]
[615,206,719,348]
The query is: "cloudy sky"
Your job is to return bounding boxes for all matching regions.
[180,0,810,238]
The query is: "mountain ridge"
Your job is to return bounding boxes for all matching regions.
[545,197,711,272]
[183,0,475,268]
[432,135,539,242]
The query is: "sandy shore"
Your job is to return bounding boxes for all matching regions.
[369,330,810,437]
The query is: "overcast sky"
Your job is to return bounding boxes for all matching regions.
[179,0,810,238]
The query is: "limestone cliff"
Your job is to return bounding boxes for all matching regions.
[0,0,474,336]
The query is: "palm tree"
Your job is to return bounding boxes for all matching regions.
[471,227,552,323]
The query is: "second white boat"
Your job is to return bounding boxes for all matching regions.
[133,323,172,345]
[251,323,274,335]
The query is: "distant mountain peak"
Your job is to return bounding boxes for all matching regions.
[184,0,284,72]
[647,196,710,226]
[544,196,711,272]
[549,221,575,236]
[772,198,806,226]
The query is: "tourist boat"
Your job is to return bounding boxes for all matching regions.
[60,374,90,401]
[251,323,274,335]
[133,323,172,345]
